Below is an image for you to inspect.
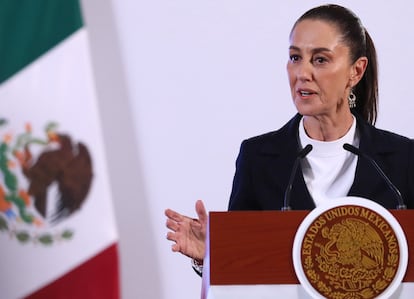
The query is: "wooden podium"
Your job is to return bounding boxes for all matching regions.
[201,210,414,299]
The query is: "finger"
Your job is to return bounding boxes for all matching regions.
[166,231,177,242]
[165,208,185,222]
[166,218,179,231]
[195,200,208,224]
[171,243,180,252]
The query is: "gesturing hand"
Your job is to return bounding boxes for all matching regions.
[165,200,207,261]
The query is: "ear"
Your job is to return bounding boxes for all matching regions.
[349,56,368,87]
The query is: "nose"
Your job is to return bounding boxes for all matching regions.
[296,61,313,81]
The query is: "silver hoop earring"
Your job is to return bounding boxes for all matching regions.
[348,91,356,109]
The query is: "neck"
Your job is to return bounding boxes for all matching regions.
[303,112,354,141]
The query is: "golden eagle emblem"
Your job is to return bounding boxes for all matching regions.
[321,218,384,268]
[300,205,400,299]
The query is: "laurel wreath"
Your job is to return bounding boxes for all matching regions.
[303,250,399,299]
[0,214,73,245]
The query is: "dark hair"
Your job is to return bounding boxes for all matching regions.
[292,4,378,125]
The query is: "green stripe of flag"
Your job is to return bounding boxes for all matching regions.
[0,0,83,84]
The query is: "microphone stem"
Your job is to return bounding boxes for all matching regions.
[282,144,312,211]
[343,143,407,210]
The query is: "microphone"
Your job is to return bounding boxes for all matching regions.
[281,144,313,211]
[343,143,407,210]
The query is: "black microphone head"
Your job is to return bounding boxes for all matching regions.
[343,143,358,155]
[299,144,313,158]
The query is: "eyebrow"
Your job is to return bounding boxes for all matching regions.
[289,45,332,54]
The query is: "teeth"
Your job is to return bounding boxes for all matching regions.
[300,91,311,96]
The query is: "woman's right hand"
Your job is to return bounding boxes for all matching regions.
[165,200,207,261]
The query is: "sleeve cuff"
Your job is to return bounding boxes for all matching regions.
[191,258,203,277]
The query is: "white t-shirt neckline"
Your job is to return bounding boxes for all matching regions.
[298,116,359,206]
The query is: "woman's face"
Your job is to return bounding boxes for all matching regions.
[287,19,360,119]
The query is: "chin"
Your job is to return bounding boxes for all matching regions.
[293,102,317,116]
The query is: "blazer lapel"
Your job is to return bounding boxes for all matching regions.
[347,115,396,207]
[260,114,315,210]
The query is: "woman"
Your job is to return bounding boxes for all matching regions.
[165,4,414,275]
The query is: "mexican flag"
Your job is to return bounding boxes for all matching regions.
[0,1,120,298]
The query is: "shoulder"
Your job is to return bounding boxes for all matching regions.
[360,121,413,149]
[373,127,413,144]
[356,114,414,152]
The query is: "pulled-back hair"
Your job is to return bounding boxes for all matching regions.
[292,4,378,125]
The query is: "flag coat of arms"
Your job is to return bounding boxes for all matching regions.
[0,1,120,298]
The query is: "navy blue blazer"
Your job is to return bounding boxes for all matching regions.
[228,114,414,211]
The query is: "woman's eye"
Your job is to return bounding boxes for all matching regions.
[314,57,327,64]
[289,54,300,62]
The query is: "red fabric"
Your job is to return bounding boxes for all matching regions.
[25,243,120,299]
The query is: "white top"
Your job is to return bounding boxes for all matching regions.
[298,116,359,207]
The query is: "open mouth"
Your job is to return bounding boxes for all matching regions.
[298,90,316,97]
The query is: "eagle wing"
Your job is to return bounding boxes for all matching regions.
[359,221,384,268]
[53,142,93,222]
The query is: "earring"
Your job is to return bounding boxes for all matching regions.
[348,91,356,108]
